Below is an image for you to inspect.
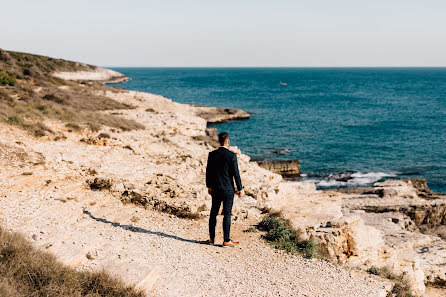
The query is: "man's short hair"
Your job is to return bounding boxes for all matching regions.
[218,132,229,145]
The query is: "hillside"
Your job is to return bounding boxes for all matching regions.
[0,49,145,136]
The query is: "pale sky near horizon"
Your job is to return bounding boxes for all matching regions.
[1,0,446,67]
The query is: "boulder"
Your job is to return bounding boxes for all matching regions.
[313,215,385,265]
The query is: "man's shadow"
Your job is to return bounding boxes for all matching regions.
[82,208,211,245]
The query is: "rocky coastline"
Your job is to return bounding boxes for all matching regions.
[1,54,445,296]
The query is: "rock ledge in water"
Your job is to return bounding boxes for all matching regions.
[257,160,301,177]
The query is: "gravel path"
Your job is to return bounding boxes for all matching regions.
[0,178,388,297]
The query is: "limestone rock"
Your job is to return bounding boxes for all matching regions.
[374,179,419,199]
[193,105,250,124]
[52,67,129,83]
[257,160,301,177]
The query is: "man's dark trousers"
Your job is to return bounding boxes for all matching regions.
[209,190,234,243]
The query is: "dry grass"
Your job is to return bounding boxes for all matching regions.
[1,98,143,136]
[0,226,143,297]
[0,48,144,136]
[1,49,96,79]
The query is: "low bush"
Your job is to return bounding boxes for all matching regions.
[258,214,322,258]
[43,94,64,104]
[367,266,414,297]
[65,122,81,131]
[0,70,16,86]
[0,226,143,297]
[7,115,24,125]
[6,113,51,137]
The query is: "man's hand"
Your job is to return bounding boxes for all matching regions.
[236,189,244,197]
[208,188,212,195]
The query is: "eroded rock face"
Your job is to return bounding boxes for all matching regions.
[313,215,385,263]
[260,178,446,296]
[336,179,446,294]
[373,179,420,199]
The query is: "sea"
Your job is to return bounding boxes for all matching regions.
[109,68,446,193]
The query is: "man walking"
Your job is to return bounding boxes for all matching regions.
[206,132,244,247]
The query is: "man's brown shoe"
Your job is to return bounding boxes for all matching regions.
[223,240,239,247]
[207,239,215,245]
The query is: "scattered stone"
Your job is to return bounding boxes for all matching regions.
[98,133,110,139]
[87,178,113,191]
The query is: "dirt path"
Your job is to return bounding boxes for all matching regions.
[0,176,388,297]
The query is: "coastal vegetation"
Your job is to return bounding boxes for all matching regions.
[367,266,414,297]
[0,227,143,297]
[258,214,322,259]
[0,70,16,86]
[0,48,144,136]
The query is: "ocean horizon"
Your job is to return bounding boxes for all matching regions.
[110,67,446,193]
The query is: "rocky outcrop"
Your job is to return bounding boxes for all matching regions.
[52,67,129,83]
[192,105,250,124]
[257,160,301,177]
[341,180,446,227]
[339,179,446,293]
[261,178,446,296]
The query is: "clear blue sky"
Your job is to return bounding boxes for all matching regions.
[1,0,445,67]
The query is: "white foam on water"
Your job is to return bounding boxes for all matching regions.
[315,171,398,188]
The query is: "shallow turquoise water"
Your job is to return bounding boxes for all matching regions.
[110,68,446,192]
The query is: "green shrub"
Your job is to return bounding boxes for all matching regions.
[0,71,16,86]
[7,115,23,125]
[366,266,414,297]
[258,214,322,259]
[258,215,285,231]
[367,266,381,275]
